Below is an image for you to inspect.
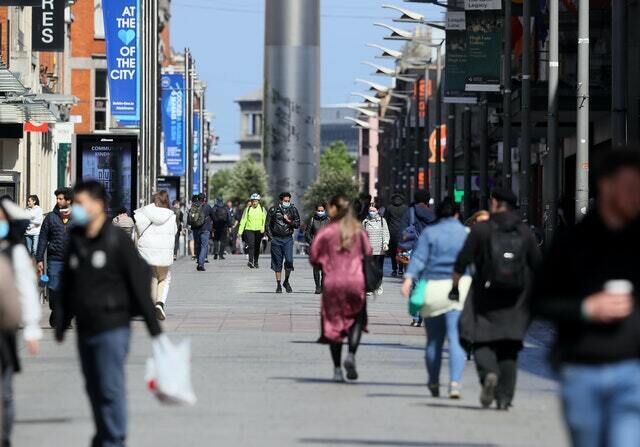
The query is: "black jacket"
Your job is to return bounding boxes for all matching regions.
[454,211,542,344]
[532,213,640,365]
[400,204,436,238]
[266,204,301,239]
[197,203,217,233]
[57,221,162,339]
[305,214,330,244]
[212,204,233,229]
[385,194,408,241]
[36,208,73,262]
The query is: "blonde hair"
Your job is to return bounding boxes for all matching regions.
[154,190,170,209]
[329,195,361,250]
[466,210,490,226]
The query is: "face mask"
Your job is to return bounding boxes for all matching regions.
[0,221,9,239]
[369,212,378,219]
[71,205,90,227]
[281,202,291,209]
[58,207,70,214]
[316,211,326,217]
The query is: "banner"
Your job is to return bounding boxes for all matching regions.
[444,31,476,103]
[104,0,141,124]
[161,74,185,176]
[32,0,65,52]
[192,111,201,195]
[464,11,503,92]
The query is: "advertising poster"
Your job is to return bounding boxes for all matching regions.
[103,0,141,124]
[444,30,468,99]
[161,74,186,176]
[192,111,201,196]
[76,134,138,216]
[464,11,503,92]
[157,176,180,204]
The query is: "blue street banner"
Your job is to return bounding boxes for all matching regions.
[192,111,201,195]
[104,0,141,124]
[161,74,186,176]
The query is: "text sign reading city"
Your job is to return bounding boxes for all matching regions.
[161,74,186,176]
[104,0,141,124]
[32,0,65,52]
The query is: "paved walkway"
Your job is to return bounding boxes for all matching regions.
[14,256,568,446]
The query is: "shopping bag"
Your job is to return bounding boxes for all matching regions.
[145,335,197,406]
[408,279,427,316]
[421,276,472,318]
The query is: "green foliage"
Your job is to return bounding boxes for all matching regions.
[303,141,359,211]
[208,169,232,199]
[222,157,270,205]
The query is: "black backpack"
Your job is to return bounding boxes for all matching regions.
[187,203,206,228]
[484,222,527,292]
[213,206,228,225]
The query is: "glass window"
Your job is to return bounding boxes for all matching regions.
[95,69,107,98]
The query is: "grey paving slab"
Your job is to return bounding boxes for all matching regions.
[13,255,568,447]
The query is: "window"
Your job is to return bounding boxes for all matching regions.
[94,69,108,130]
[248,113,262,136]
[362,129,370,156]
[94,0,105,39]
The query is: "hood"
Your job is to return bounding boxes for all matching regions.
[414,204,436,224]
[137,204,175,225]
[390,194,405,207]
[312,213,329,222]
[492,210,522,230]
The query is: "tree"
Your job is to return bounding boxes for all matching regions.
[209,169,232,199]
[303,141,359,211]
[222,157,270,205]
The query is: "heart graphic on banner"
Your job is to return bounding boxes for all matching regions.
[118,29,136,46]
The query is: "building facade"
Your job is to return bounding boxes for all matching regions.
[235,89,263,162]
[320,106,359,157]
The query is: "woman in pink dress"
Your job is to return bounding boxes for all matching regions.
[310,195,372,382]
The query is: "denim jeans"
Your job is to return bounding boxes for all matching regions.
[24,234,39,257]
[423,310,466,385]
[561,360,640,447]
[270,236,294,272]
[78,327,131,447]
[197,230,210,267]
[47,260,65,311]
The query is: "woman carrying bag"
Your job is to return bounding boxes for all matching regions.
[401,198,471,399]
[362,204,390,295]
[310,195,372,383]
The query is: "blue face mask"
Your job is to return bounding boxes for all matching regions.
[0,221,9,239]
[316,211,326,217]
[369,212,378,219]
[71,205,90,227]
[281,202,291,209]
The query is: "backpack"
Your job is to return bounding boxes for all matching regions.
[213,206,228,225]
[483,222,527,292]
[398,207,418,251]
[187,203,206,228]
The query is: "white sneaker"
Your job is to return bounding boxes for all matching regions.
[376,287,384,295]
[155,303,166,321]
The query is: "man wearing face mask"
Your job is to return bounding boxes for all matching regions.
[266,192,301,293]
[58,180,162,447]
[305,203,330,294]
[36,187,74,327]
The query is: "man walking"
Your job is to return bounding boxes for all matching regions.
[533,150,640,446]
[211,197,233,260]
[266,192,300,293]
[385,193,407,277]
[36,187,74,327]
[451,187,541,410]
[188,193,215,272]
[56,180,161,447]
[238,193,266,269]
[226,200,239,254]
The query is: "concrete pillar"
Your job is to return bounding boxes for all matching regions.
[264,0,320,207]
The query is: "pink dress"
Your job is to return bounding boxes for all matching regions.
[309,223,372,343]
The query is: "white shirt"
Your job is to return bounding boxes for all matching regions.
[25,206,44,236]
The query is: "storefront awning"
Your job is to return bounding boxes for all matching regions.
[0,64,58,123]
[0,63,26,94]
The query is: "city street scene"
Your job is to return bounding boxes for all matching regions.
[0,1,639,447]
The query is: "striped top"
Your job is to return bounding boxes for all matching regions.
[362,216,391,256]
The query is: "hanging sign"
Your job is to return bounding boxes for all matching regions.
[464,11,503,92]
[32,0,65,52]
[464,0,502,10]
[192,111,201,195]
[446,11,466,30]
[104,0,141,124]
[161,74,186,176]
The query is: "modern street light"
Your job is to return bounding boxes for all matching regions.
[367,43,403,60]
[355,78,391,94]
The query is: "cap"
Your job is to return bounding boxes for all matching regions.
[490,187,518,207]
[250,193,261,201]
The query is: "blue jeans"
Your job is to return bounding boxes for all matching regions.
[270,236,294,272]
[561,360,640,447]
[424,310,466,385]
[47,260,65,311]
[24,234,39,257]
[78,327,131,447]
[197,230,210,267]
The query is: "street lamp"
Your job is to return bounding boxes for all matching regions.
[356,78,391,94]
[367,43,403,60]
[362,61,418,83]
[351,92,382,105]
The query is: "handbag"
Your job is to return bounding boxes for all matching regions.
[361,233,383,293]
[408,279,427,316]
[421,276,472,318]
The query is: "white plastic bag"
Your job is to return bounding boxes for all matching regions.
[145,335,197,405]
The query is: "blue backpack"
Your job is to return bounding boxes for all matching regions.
[398,207,419,252]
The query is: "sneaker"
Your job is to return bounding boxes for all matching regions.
[343,353,358,381]
[333,368,345,383]
[496,399,511,411]
[276,284,283,294]
[155,302,166,321]
[248,262,255,269]
[314,286,322,295]
[376,286,383,295]
[449,382,461,399]
[213,254,218,260]
[480,373,498,408]
[197,265,206,272]
[427,383,440,397]
[220,255,226,260]
[283,281,293,293]
[391,270,398,278]
[205,259,210,263]
[254,262,259,269]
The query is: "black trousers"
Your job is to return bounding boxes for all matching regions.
[388,238,399,272]
[330,308,367,367]
[212,226,228,257]
[473,341,521,405]
[313,266,323,288]
[245,230,263,265]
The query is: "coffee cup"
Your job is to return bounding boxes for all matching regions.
[604,280,634,295]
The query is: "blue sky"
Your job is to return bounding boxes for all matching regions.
[171,0,442,154]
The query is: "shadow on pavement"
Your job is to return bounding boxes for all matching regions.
[424,402,487,411]
[367,393,427,398]
[16,417,72,425]
[290,341,423,351]
[270,377,426,387]
[299,439,497,446]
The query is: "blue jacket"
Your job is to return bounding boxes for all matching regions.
[405,217,468,280]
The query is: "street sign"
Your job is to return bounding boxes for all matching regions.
[32,0,65,52]
[464,11,503,92]
[161,73,186,176]
[446,11,466,30]
[464,0,502,10]
[428,125,447,163]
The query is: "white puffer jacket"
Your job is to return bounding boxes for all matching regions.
[134,204,177,267]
